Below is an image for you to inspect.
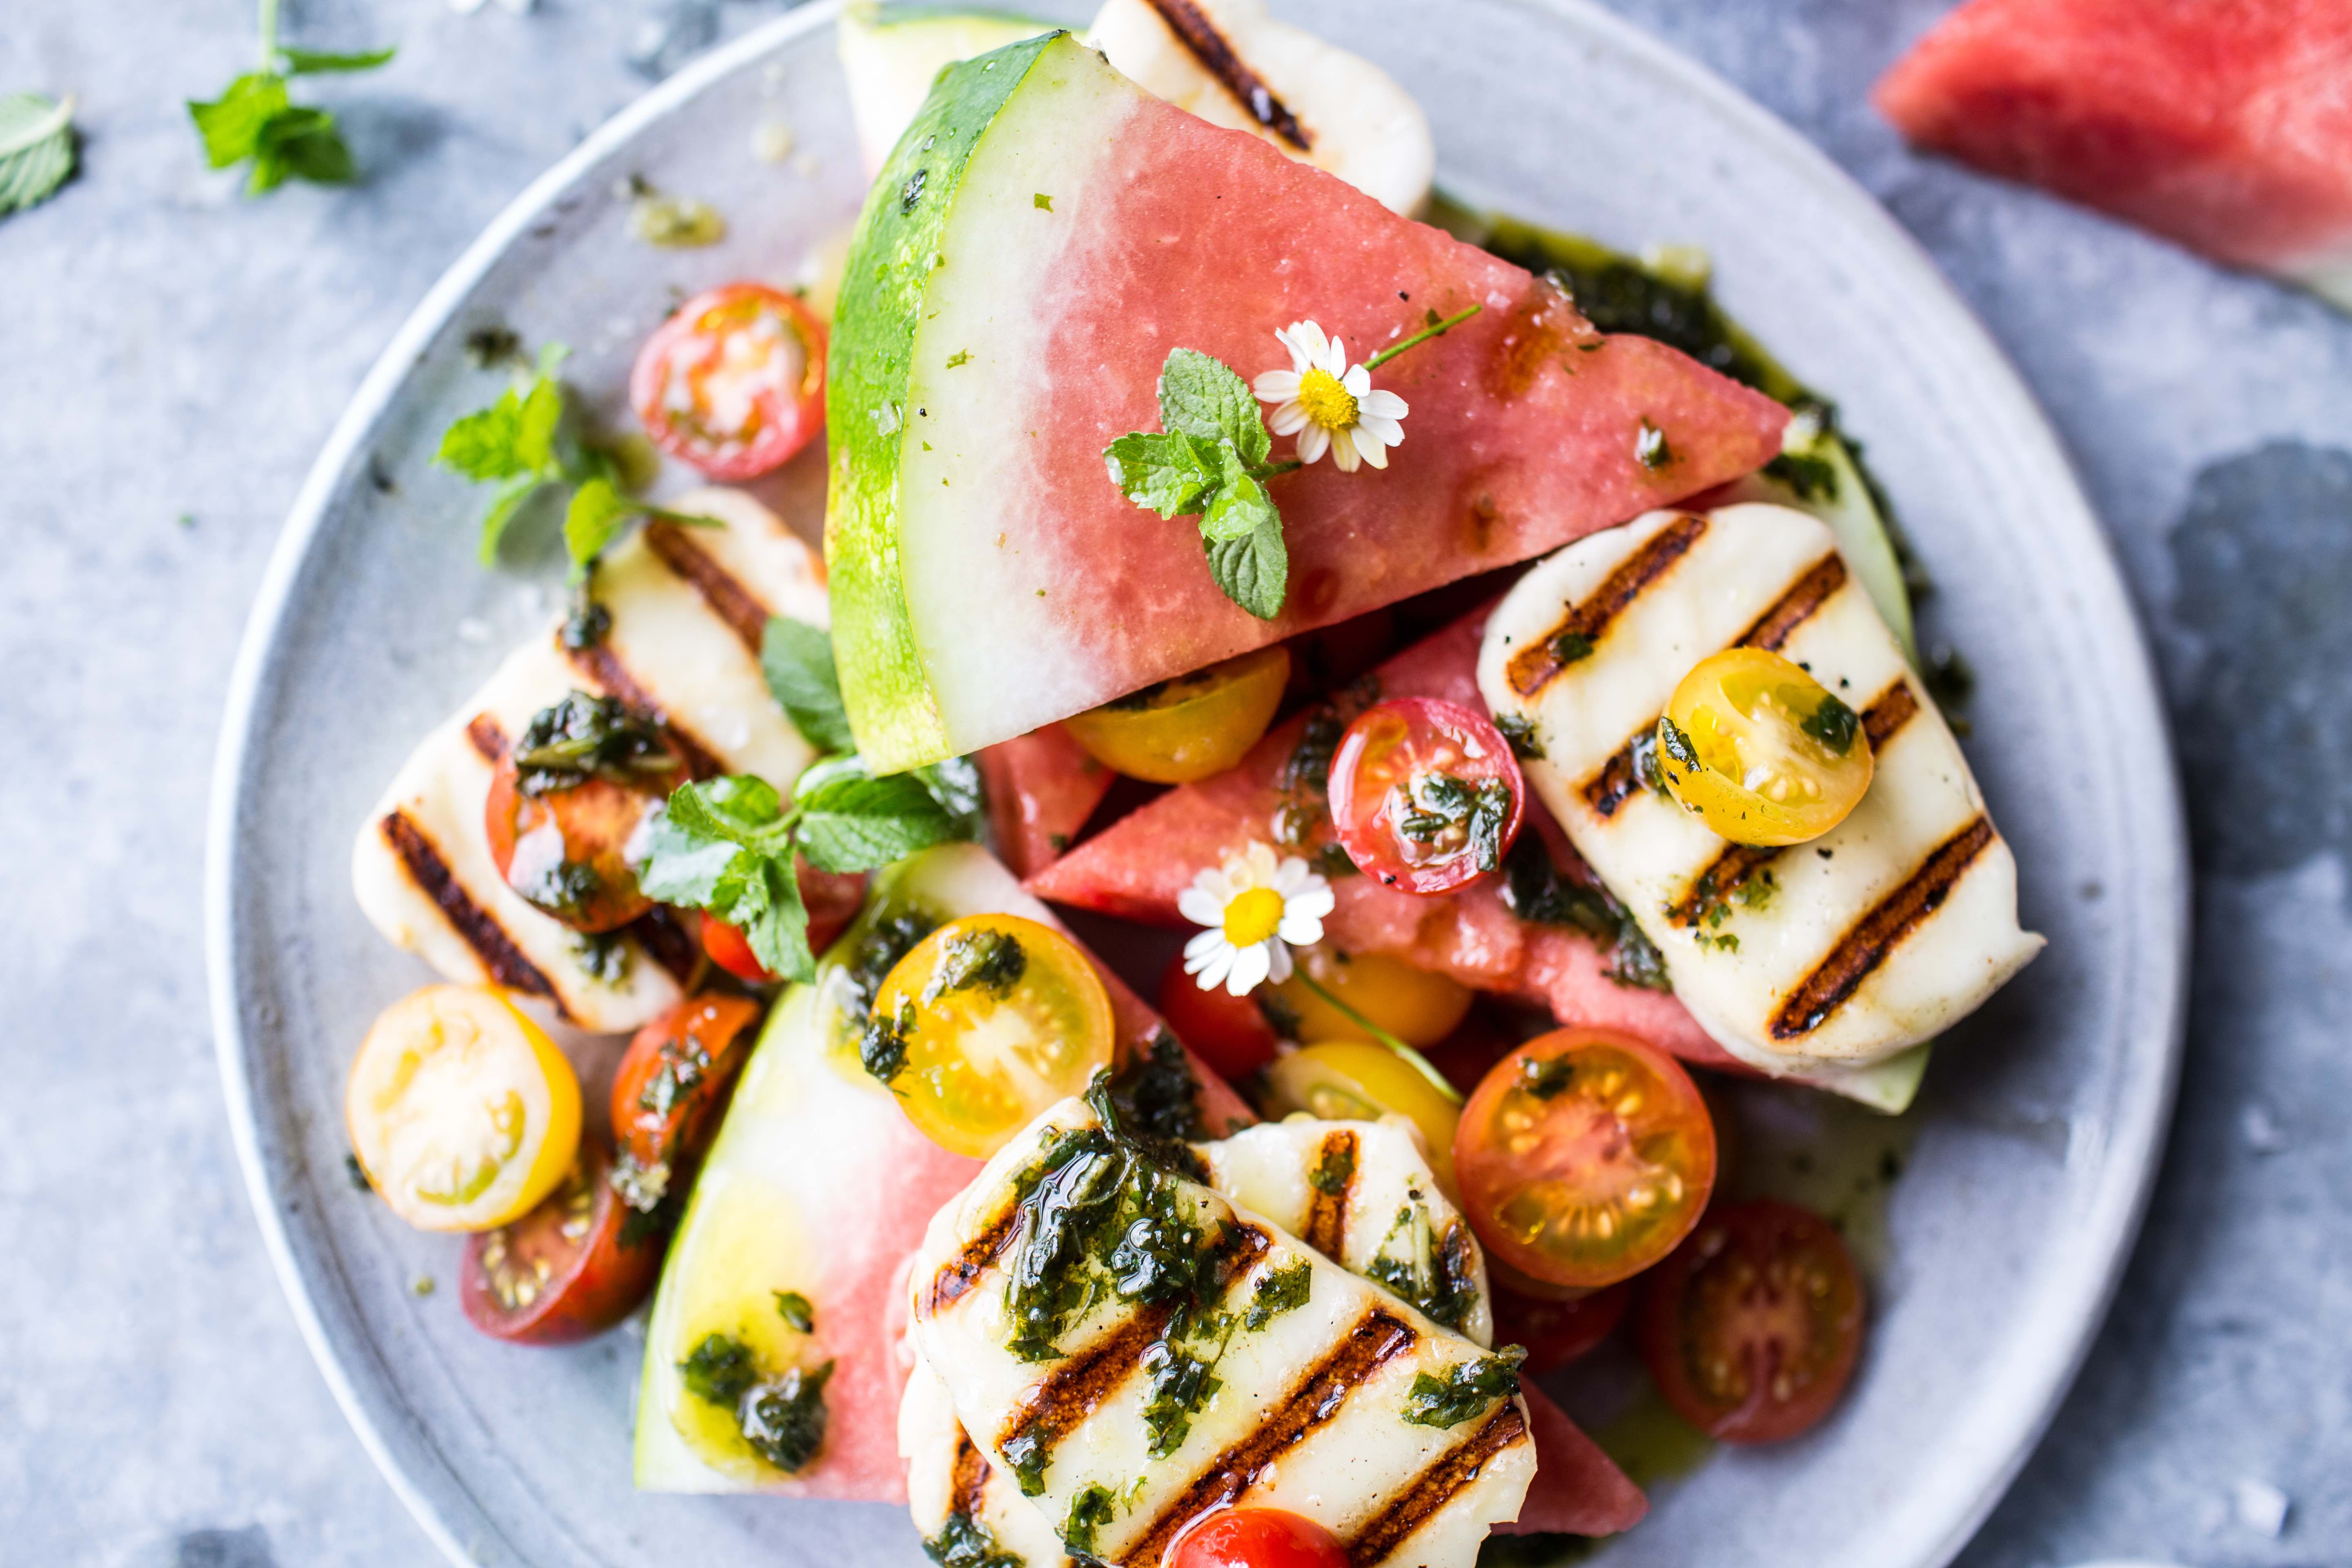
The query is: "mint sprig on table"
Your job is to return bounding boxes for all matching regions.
[187,0,393,194]
[0,93,78,218]
[639,621,982,982]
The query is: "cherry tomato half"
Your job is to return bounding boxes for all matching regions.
[1158,952,1283,1080]
[1168,1509,1348,1568]
[870,914,1116,1158]
[1267,947,1472,1050]
[1063,646,1292,785]
[460,1140,660,1344]
[1453,1027,1716,1290]
[630,282,827,481]
[1657,648,1873,847]
[699,865,867,982]
[1494,1281,1633,1374]
[610,994,764,1191]
[1637,1199,1866,1443]
[1262,1040,1463,1198]
[485,757,665,933]
[1328,697,1524,895]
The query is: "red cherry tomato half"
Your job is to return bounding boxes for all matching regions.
[630,282,826,481]
[459,1141,660,1344]
[1637,1199,1866,1444]
[699,865,866,981]
[1167,1509,1349,1568]
[1494,1281,1633,1375]
[1327,697,1524,895]
[611,994,764,1182]
[1156,952,1282,1080]
[483,753,664,935]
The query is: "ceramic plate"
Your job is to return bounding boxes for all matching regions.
[206,3,2187,1565]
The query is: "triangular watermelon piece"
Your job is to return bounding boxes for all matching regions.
[1508,1385,1650,1538]
[976,721,1115,879]
[1025,606,1727,1065]
[828,32,1789,773]
[1875,0,2352,307]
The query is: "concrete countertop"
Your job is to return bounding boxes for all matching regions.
[3,1,2345,1563]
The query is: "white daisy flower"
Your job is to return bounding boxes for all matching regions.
[1252,320,1410,473]
[1178,842,1336,997]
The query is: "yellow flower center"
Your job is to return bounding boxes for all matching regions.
[1222,886,1288,948]
[1296,367,1359,432]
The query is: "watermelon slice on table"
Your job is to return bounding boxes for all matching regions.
[1875,0,2352,309]
[976,721,1115,878]
[1025,605,1725,1063]
[827,32,1789,774]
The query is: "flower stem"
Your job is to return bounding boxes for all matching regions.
[1251,459,1303,481]
[1290,969,1465,1106]
[258,0,282,67]
[1365,305,1484,372]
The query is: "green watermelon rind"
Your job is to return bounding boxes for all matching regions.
[826,31,1065,776]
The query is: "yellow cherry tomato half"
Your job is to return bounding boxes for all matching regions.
[346,985,583,1233]
[1657,647,1873,847]
[1262,1040,1464,1198]
[1268,947,1474,1049]
[1063,646,1292,784]
[870,914,1116,1158]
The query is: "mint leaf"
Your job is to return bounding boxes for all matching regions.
[1104,431,1216,519]
[514,374,563,473]
[760,618,855,755]
[725,850,813,983]
[0,93,78,218]
[278,45,396,74]
[1158,349,1269,468]
[1205,515,1287,621]
[477,474,541,564]
[795,766,959,873]
[564,478,637,577]
[189,74,289,169]
[666,774,794,851]
[1197,451,1274,542]
[639,776,815,982]
[439,388,532,481]
[250,107,353,190]
[636,809,741,906]
[914,755,987,842]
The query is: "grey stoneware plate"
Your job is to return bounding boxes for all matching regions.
[205,2,2189,1566]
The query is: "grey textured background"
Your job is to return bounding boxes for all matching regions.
[2,1,2346,1565]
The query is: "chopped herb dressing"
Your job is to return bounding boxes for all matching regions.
[1243,1260,1313,1329]
[512,691,677,796]
[1494,713,1544,761]
[1308,1138,1356,1196]
[677,1332,834,1473]
[1402,1345,1526,1428]
[1064,1485,1117,1556]
[1394,771,1514,873]
[1801,692,1861,755]
[1499,835,1669,991]
[1102,1029,1207,1143]
[926,1512,1023,1568]
[1364,1203,1481,1332]
[774,1290,815,1333]
[923,926,1026,1004]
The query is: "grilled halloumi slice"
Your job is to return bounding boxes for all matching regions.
[1089,0,1435,216]
[1478,504,2042,1080]
[903,1116,1500,1568]
[906,1100,1532,1568]
[352,488,829,1033]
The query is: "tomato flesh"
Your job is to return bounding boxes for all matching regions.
[1453,1027,1715,1290]
[1327,697,1524,895]
[460,1140,660,1344]
[1657,647,1873,846]
[700,865,865,982]
[1494,1280,1633,1374]
[869,914,1116,1158]
[484,754,665,934]
[1157,952,1282,1079]
[609,994,764,1234]
[630,282,826,480]
[1168,1509,1348,1568]
[1261,1040,1463,1198]
[1064,646,1291,784]
[1637,1199,1865,1443]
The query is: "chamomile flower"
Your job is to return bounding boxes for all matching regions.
[1253,320,1410,473]
[1178,842,1336,996]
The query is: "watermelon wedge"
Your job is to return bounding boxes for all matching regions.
[1025,606,1723,1062]
[1875,0,2352,309]
[975,721,1114,878]
[827,32,1789,773]
[1508,1385,1650,1538]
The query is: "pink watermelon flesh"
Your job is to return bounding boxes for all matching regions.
[876,68,1789,759]
[978,723,1116,880]
[1875,0,2352,279]
[1025,607,1723,1064]
[1508,1385,1650,1538]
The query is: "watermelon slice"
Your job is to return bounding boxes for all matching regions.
[975,721,1115,878]
[1507,1385,1650,1538]
[635,842,1247,1499]
[1025,606,1724,1062]
[826,32,1789,774]
[1875,0,2352,309]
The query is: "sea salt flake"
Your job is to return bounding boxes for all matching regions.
[2234,1478,2289,1537]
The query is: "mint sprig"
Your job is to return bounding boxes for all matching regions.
[0,94,78,218]
[187,0,392,195]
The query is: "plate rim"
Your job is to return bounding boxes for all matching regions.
[203,2,2190,1564]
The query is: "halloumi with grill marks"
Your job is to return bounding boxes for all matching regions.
[352,488,829,1033]
[902,1116,1499,1568]
[1478,504,2042,1076]
[907,1100,1533,1568]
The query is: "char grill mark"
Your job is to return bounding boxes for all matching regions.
[379,809,560,1009]
[1302,1129,1358,1261]
[1343,1401,1530,1566]
[1120,1310,1419,1566]
[1506,513,1708,698]
[1771,816,1995,1039]
[643,520,773,654]
[949,1430,993,1521]
[561,639,727,781]
[1862,678,1919,749]
[1575,548,1848,817]
[464,714,510,764]
[1142,0,1313,150]
[925,1206,1022,1318]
